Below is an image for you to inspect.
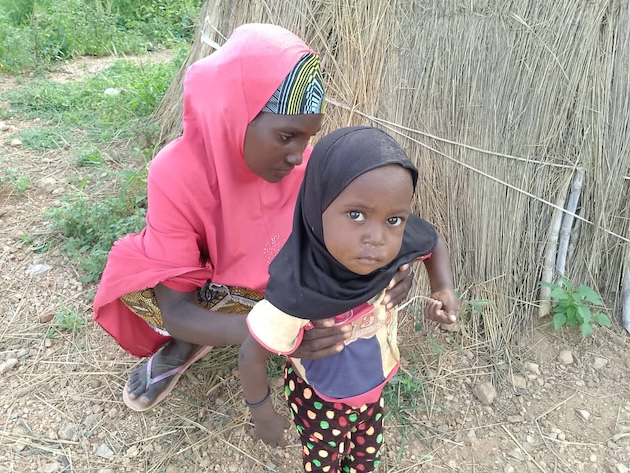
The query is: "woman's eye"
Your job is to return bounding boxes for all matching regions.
[348,211,365,221]
[387,216,404,226]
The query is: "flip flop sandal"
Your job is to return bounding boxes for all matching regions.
[123,344,213,412]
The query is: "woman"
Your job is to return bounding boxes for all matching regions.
[93,24,438,412]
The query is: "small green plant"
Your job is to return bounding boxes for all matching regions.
[74,146,103,167]
[1,168,30,192]
[54,306,87,331]
[540,278,611,337]
[21,232,34,245]
[266,355,287,379]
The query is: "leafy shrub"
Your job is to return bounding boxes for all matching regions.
[540,278,612,337]
[46,179,147,282]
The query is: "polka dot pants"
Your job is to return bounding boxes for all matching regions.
[284,364,384,473]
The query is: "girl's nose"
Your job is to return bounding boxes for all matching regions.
[363,223,386,246]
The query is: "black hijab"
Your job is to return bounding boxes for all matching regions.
[265,126,437,319]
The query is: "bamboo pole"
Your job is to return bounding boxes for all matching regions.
[622,246,630,333]
[555,168,584,278]
[538,179,571,318]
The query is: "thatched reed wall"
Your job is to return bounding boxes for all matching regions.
[154,0,630,355]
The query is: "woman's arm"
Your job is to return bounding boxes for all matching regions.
[155,283,353,357]
[155,283,249,347]
[238,336,288,447]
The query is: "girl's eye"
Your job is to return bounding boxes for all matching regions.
[279,133,293,142]
[348,211,365,221]
[387,216,404,227]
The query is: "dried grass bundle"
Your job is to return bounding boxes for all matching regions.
[154,0,630,361]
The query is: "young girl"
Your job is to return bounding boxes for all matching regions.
[238,126,460,472]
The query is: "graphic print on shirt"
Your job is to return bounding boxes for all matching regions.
[263,233,284,265]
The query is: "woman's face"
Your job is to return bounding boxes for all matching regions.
[243,112,323,183]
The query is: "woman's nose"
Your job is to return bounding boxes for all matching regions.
[286,150,303,166]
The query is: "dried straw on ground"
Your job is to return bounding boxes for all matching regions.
[155,0,630,365]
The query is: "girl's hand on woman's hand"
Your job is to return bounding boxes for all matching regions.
[425,288,460,324]
[292,318,352,360]
[253,411,290,447]
[382,263,414,309]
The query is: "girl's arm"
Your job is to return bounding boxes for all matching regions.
[238,335,289,447]
[422,234,461,323]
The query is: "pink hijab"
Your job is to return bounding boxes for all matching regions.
[93,24,318,356]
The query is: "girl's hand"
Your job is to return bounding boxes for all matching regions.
[252,410,290,447]
[382,263,414,309]
[425,288,460,324]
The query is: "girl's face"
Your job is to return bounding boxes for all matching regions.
[322,164,414,275]
[243,112,323,183]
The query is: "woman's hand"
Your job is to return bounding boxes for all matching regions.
[425,288,460,324]
[382,263,414,309]
[292,318,352,360]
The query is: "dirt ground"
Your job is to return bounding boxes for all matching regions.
[1,54,629,473]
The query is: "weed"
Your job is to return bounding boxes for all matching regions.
[16,126,68,149]
[383,364,434,436]
[21,233,34,245]
[46,187,147,282]
[266,355,287,379]
[54,305,86,331]
[540,278,611,337]
[74,146,103,167]
[459,298,491,323]
[1,168,30,192]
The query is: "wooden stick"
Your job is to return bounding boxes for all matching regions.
[539,179,571,318]
[501,425,547,473]
[566,216,582,272]
[556,168,584,278]
[622,244,630,333]
[535,392,577,421]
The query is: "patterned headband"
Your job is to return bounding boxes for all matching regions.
[262,53,326,115]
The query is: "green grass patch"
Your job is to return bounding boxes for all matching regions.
[0,0,202,72]
[15,126,69,149]
[4,52,185,144]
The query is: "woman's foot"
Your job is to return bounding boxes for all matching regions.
[124,339,206,410]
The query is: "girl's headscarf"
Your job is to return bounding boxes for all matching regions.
[265,126,438,320]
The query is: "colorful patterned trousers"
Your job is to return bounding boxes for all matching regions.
[284,365,384,473]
